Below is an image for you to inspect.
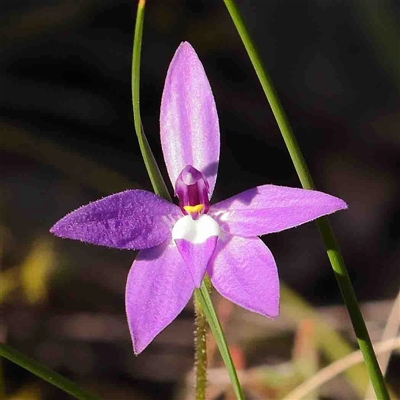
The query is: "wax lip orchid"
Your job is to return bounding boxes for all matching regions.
[50,42,347,354]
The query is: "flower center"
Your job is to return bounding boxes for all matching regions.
[172,214,220,288]
[175,165,210,219]
[183,204,204,214]
[173,166,219,287]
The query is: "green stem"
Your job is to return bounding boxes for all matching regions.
[223,1,389,399]
[131,0,170,200]
[195,281,244,400]
[131,1,243,397]
[194,296,208,400]
[0,343,101,400]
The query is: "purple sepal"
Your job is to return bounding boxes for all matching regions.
[208,235,279,318]
[125,240,194,354]
[160,42,220,197]
[209,185,348,237]
[175,236,218,288]
[50,190,181,250]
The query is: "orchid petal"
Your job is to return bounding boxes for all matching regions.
[208,235,279,318]
[50,190,180,250]
[160,42,220,196]
[126,240,194,354]
[209,185,348,237]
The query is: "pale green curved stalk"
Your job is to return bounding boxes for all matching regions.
[131,1,244,399]
[222,1,389,399]
[131,0,169,200]
[0,343,101,400]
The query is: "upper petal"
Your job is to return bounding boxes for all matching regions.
[209,185,348,237]
[50,190,181,250]
[208,235,279,318]
[160,42,220,197]
[126,240,194,354]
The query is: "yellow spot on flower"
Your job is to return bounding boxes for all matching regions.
[183,204,204,214]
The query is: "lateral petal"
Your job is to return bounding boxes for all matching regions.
[160,42,220,197]
[126,240,194,354]
[208,235,279,318]
[209,185,347,237]
[50,190,180,249]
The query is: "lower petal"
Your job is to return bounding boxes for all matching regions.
[125,240,194,354]
[175,236,218,288]
[172,214,220,287]
[208,235,279,318]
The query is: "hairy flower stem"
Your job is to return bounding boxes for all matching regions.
[223,1,389,399]
[194,296,208,400]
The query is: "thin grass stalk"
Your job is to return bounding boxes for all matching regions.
[131,0,169,200]
[222,1,389,398]
[0,343,101,400]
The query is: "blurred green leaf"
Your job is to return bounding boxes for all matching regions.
[20,237,54,305]
[0,2,94,43]
[281,284,368,396]
[6,383,41,400]
[0,122,137,194]
[292,319,318,400]
[0,268,19,304]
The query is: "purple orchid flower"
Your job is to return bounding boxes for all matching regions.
[50,42,347,354]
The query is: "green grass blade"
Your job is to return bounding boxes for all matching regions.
[0,343,102,400]
[131,0,170,200]
[223,1,389,398]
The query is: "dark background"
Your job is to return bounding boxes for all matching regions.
[1,1,399,399]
